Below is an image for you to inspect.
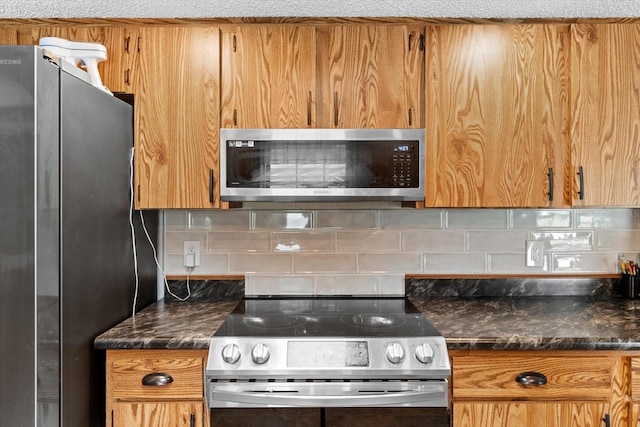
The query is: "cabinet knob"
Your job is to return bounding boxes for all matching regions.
[515,371,547,387]
[141,372,174,386]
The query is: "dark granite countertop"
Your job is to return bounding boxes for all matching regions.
[94,298,241,350]
[94,278,640,352]
[410,296,640,351]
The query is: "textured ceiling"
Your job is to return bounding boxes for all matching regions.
[1,0,639,19]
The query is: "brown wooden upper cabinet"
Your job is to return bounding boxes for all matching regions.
[571,23,640,207]
[1,26,134,93]
[425,24,570,208]
[132,26,222,209]
[220,25,424,129]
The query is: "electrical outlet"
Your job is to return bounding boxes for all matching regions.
[183,241,201,267]
[525,240,544,267]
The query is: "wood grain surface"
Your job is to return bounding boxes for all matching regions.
[113,401,204,427]
[453,402,609,427]
[452,355,615,400]
[571,23,640,206]
[134,26,220,208]
[316,25,424,128]
[221,25,316,128]
[426,24,570,207]
[108,349,206,400]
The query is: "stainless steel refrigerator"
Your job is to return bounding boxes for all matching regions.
[0,46,157,427]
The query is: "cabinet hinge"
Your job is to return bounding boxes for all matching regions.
[124,36,130,53]
[136,36,141,53]
[233,35,237,52]
[419,33,425,51]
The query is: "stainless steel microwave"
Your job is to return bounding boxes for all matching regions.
[220,128,425,202]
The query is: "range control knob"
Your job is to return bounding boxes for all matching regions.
[251,343,271,364]
[415,343,435,364]
[385,343,405,364]
[221,343,241,364]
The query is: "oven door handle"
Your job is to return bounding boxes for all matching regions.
[210,388,446,407]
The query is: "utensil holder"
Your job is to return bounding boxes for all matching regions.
[618,275,640,299]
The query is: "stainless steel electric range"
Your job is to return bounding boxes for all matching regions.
[205,297,451,427]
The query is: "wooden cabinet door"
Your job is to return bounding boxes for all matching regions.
[316,25,424,128]
[630,403,640,427]
[425,24,570,207]
[4,26,134,93]
[453,402,609,427]
[220,26,316,129]
[133,26,221,209]
[571,23,640,206]
[113,401,204,427]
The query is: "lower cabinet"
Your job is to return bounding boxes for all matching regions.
[113,401,204,427]
[450,351,627,427]
[106,349,209,427]
[454,402,609,427]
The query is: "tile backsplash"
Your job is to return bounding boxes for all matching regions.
[163,208,640,296]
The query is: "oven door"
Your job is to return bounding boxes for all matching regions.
[208,380,450,427]
[208,380,447,408]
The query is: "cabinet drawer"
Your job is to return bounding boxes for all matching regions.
[108,350,206,401]
[452,356,615,400]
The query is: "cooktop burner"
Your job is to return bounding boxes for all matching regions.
[214,297,442,339]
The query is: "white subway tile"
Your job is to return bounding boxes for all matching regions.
[337,230,401,252]
[190,210,251,230]
[315,275,381,296]
[164,231,207,253]
[245,275,314,296]
[597,230,640,251]
[467,231,528,252]
[229,254,293,274]
[253,211,313,229]
[424,253,486,274]
[358,253,421,274]
[402,230,465,252]
[272,232,336,252]
[294,254,357,273]
[446,209,508,230]
[380,209,444,229]
[511,209,572,229]
[489,253,549,273]
[551,252,619,273]
[164,210,187,231]
[208,231,271,253]
[316,210,377,229]
[530,231,593,251]
[379,275,405,295]
[575,209,640,229]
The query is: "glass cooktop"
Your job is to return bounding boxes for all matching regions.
[213,297,442,339]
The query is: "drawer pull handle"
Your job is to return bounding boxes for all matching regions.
[515,371,547,387]
[142,372,174,386]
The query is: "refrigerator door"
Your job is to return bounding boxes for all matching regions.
[59,63,148,427]
[0,45,61,427]
[0,46,157,427]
